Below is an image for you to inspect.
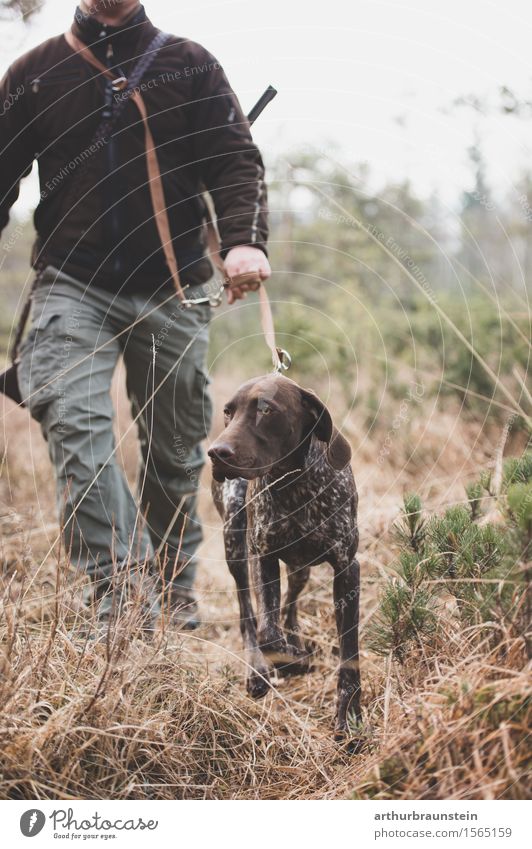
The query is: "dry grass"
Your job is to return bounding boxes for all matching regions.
[0,373,530,800]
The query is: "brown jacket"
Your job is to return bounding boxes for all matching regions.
[0,5,268,291]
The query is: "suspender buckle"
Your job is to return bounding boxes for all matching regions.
[111,76,128,92]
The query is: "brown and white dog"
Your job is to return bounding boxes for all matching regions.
[208,374,361,740]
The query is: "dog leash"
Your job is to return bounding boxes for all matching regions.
[178,89,291,372]
[65,33,292,373]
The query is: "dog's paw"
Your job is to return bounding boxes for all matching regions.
[334,709,365,753]
[333,728,365,754]
[247,670,270,699]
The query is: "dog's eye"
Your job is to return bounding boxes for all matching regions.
[257,400,272,415]
[223,407,232,423]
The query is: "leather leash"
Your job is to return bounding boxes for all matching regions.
[64,30,290,373]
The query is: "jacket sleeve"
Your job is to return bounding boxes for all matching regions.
[189,47,268,257]
[0,58,36,237]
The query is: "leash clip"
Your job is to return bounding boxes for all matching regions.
[273,347,291,373]
[208,284,225,307]
[180,282,225,310]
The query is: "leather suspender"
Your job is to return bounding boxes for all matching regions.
[65,29,187,301]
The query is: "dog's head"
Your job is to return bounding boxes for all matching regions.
[207,374,351,482]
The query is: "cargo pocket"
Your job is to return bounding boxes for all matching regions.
[176,364,213,449]
[18,310,65,421]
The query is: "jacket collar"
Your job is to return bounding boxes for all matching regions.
[72,4,152,49]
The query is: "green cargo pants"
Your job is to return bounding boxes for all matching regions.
[18,266,213,591]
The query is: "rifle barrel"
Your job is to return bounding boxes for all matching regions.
[247,85,277,126]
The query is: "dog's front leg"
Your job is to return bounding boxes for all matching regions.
[283,563,310,652]
[254,554,309,671]
[228,557,270,699]
[333,558,362,742]
[254,553,284,655]
[224,508,270,699]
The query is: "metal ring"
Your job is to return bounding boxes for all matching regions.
[273,348,292,373]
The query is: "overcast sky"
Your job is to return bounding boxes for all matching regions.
[2,0,531,215]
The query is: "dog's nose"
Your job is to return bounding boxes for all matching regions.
[208,443,236,463]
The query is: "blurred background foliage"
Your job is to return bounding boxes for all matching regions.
[209,145,530,428]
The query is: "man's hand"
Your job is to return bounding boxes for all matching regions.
[223,246,271,305]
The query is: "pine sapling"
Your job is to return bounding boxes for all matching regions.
[393,493,426,553]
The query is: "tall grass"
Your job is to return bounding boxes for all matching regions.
[0,385,530,799]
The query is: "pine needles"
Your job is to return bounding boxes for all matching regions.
[367,452,532,659]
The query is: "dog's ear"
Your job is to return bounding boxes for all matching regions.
[300,388,352,470]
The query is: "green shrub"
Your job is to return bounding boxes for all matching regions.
[366,579,438,662]
[506,483,532,537]
[392,493,426,553]
[368,458,531,660]
[465,480,484,520]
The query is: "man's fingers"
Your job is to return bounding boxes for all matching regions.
[227,270,262,288]
[224,265,268,305]
[226,286,247,304]
[223,246,271,292]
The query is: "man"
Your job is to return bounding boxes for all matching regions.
[0,0,270,629]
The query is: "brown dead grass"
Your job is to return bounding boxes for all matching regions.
[0,373,530,800]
